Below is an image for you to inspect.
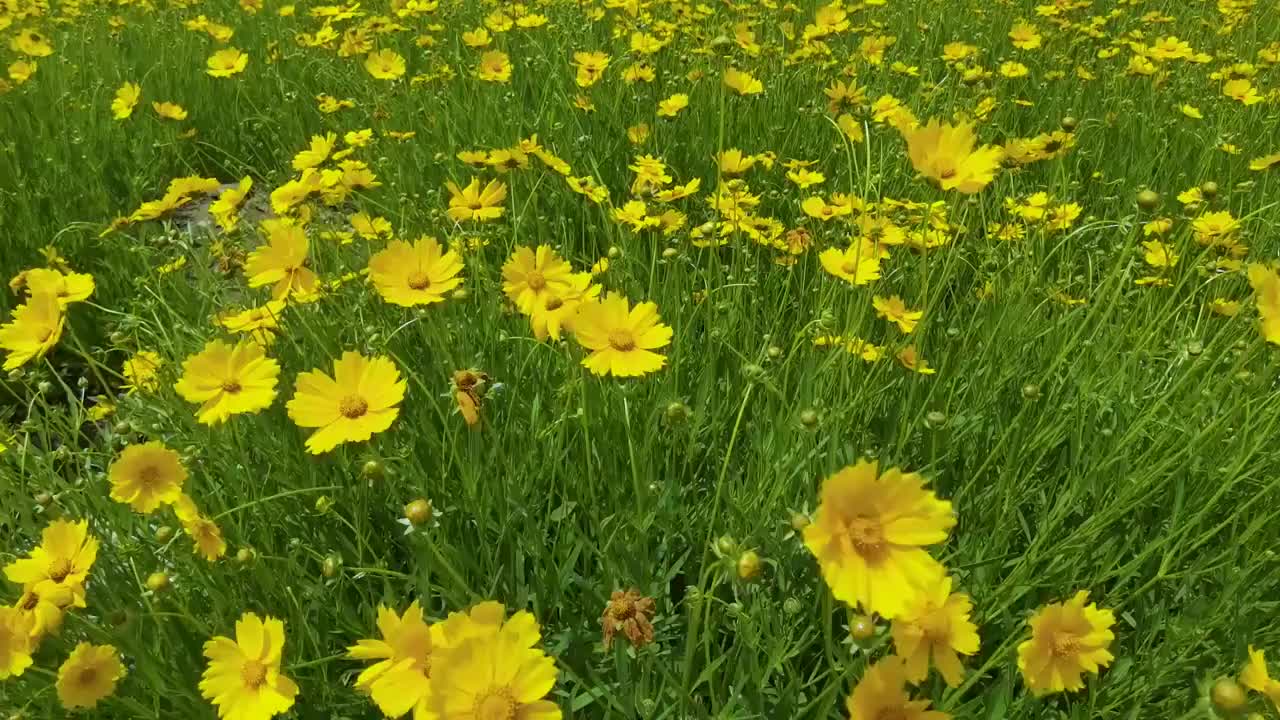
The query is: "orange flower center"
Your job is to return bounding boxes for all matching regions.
[1050,631,1081,657]
[875,709,908,720]
[339,395,369,419]
[38,328,53,343]
[840,259,860,275]
[241,659,268,688]
[846,516,887,558]
[407,271,432,290]
[544,296,564,311]
[137,465,162,491]
[20,593,38,610]
[475,688,518,720]
[608,329,636,352]
[939,168,957,180]
[48,557,73,583]
[77,667,99,686]
[525,270,546,291]
[222,380,242,394]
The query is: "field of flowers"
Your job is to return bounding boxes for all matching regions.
[3,0,1280,717]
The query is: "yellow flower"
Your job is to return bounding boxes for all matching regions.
[174,339,281,424]
[657,93,688,117]
[1180,104,1203,119]
[846,656,950,720]
[803,459,954,618]
[1247,264,1280,345]
[904,118,1003,194]
[718,149,757,175]
[57,643,126,710]
[367,237,464,307]
[207,48,248,77]
[530,272,600,342]
[1223,78,1262,105]
[286,351,406,454]
[0,607,35,680]
[1008,21,1042,50]
[8,59,35,83]
[348,602,443,718]
[111,81,140,119]
[22,267,94,306]
[11,28,54,56]
[896,345,937,375]
[219,300,286,344]
[152,101,188,121]
[502,246,575,315]
[571,294,673,378]
[13,582,74,641]
[292,133,336,171]
[1017,590,1116,696]
[108,441,187,513]
[723,67,763,95]
[786,168,825,189]
[1241,646,1280,712]
[0,291,64,371]
[476,50,512,82]
[210,176,253,232]
[365,48,406,80]
[3,519,98,606]
[426,602,562,720]
[891,576,980,686]
[1250,152,1280,171]
[200,613,299,720]
[873,295,923,333]
[461,27,490,47]
[446,178,507,223]
[572,50,610,87]
[819,239,887,286]
[245,224,321,302]
[175,495,228,561]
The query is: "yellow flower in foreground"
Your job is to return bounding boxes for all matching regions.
[724,67,763,95]
[1248,264,1280,345]
[502,245,575,314]
[200,613,299,720]
[111,81,141,119]
[175,339,281,424]
[803,460,954,618]
[1241,646,1280,711]
[819,238,887,286]
[367,237,464,307]
[0,292,64,371]
[446,178,507,223]
[572,294,673,378]
[1017,590,1116,696]
[14,582,75,640]
[22,268,94,306]
[873,295,923,333]
[57,643,126,710]
[904,118,1003,194]
[530,272,599,342]
[0,607,35,679]
[657,93,689,117]
[286,351,406,454]
[348,601,443,718]
[207,48,249,77]
[847,656,950,720]
[427,602,562,720]
[292,133,336,171]
[108,441,187,513]
[244,224,321,302]
[3,519,98,604]
[365,48,406,80]
[123,350,163,393]
[476,50,512,82]
[891,576,980,687]
[1251,152,1280,172]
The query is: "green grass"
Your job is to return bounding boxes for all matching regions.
[3,0,1280,718]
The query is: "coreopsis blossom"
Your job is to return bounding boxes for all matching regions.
[108,441,187,513]
[873,295,923,333]
[571,294,672,378]
[153,101,188,120]
[1009,21,1042,49]
[452,369,489,427]
[4,519,98,606]
[723,67,763,95]
[219,301,285,345]
[1247,264,1280,345]
[891,576,980,686]
[347,602,442,718]
[1017,591,1116,695]
[286,351,406,454]
[572,50,610,87]
[368,237,464,307]
[365,49,406,79]
[446,178,507,222]
[0,292,63,370]
[847,656,949,720]
[244,224,321,302]
[803,460,955,618]
[896,345,937,375]
[1241,646,1280,711]
[210,177,253,232]
[786,168,825,189]
[111,81,141,119]
[13,581,75,639]
[0,608,34,679]
[199,613,299,720]
[292,133,336,170]
[502,245,574,314]
[57,643,126,709]
[21,268,94,306]
[819,239,887,286]
[1250,152,1280,171]
[476,50,511,82]
[207,48,248,77]
[174,339,281,424]
[1223,78,1262,105]
[175,495,227,561]
[657,93,688,117]
[903,119,1003,193]
[600,589,656,649]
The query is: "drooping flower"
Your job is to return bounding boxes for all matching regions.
[0,291,64,371]
[501,245,575,315]
[153,101,188,121]
[891,576,980,687]
[199,613,299,720]
[600,589,656,649]
[286,352,406,454]
[1241,646,1280,712]
[4,519,98,607]
[244,224,321,302]
[175,495,227,562]
[367,237,464,307]
[206,48,249,77]
[108,441,187,513]
[22,268,95,306]
[174,339,280,424]
[847,656,950,720]
[1017,590,1116,696]
[571,294,673,378]
[903,119,1003,193]
[723,67,763,95]
[57,643,126,710]
[446,179,507,223]
[0,607,35,680]
[122,350,163,393]
[219,301,286,345]
[347,602,443,718]
[818,238,887,286]
[803,460,954,618]
[873,295,923,333]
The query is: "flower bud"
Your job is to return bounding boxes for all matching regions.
[925,411,947,428]
[1021,383,1041,400]
[321,554,342,578]
[404,498,433,526]
[783,597,803,615]
[766,345,782,360]
[361,460,384,482]
[849,614,876,642]
[665,401,691,424]
[1060,116,1078,132]
[716,535,737,556]
[1136,189,1160,210]
[661,247,678,259]
[1210,677,1247,716]
[607,246,621,259]
[314,495,334,513]
[789,511,810,532]
[33,491,52,507]
[1200,181,1219,199]
[154,526,174,543]
[799,409,819,428]
[145,572,170,592]
[235,547,256,565]
[736,550,762,581]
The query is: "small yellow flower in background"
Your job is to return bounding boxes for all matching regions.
[175,495,227,561]
[349,212,392,240]
[22,267,94,306]
[530,272,599,342]
[0,607,35,680]
[244,224,321,302]
[1223,78,1262,105]
[903,118,1003,194]
[1247,263,1280,345]
[0,292,64,371]
[8,59,36,84]
[1250,152,1280,171]
[897,345,937,375]
[718,149,757,176]
[57,643,126,710]
[111,81,141,119]
[891,576,980,687]
[999,61,1029,78]
[1008,21,1042,50]
[461,27,490,47]
[4,519,98,606]
[200,612,299,720]
[803,459,955,618]
[1210,298,1241,317]
[347,602,442,718]
[724,67,763,95]
[1180,104,1203,119]
[819,238,887,286]
[445,178,507,222]
[572,50,610,87]
[152,101,188,121]
[476,50,512,82]
[873,295,923,333]
[174,339,281,424]
[108,441,187,513]
[786,168,825,189]
[210,176,253,232]
[206,48,248,77]
[846,656,950,720]
[1241,646,1280,711]
[286,351,406,454]
[365,48,406,80]
[426,602,562,719]
[292,133,336,171]
[1017,590,1116,696]
[572,294,673,378]
[657,93,688,117]
[367,236,465,307]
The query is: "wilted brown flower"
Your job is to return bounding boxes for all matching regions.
[600,589,655,649]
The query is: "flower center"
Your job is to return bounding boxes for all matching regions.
[846,516,887,558]
[1051,632,1081,657]
[407,271,432,290]
[221,380,242,394]
[608,329,636,352]
[137,465,162,490]
[939,168,957,180]
[544,296,564,311]
[876,709,908,720]
[525,270,546,291]
[241,660,268,688]
[38,328,53,343]
[840,259,860,275]
[339,395,369,419]
[77,667,99,686]
[475,688,518,720]
[21,593,38,610]
[48,557,74,583]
